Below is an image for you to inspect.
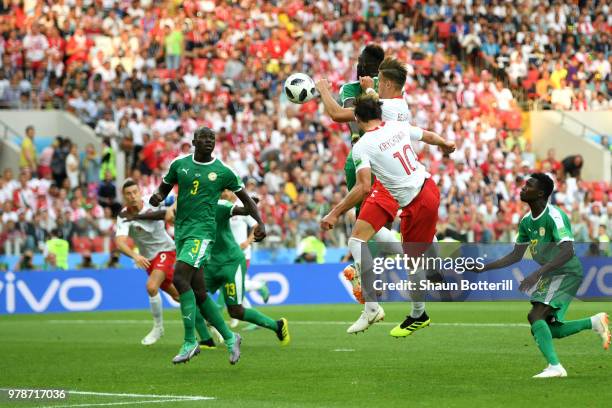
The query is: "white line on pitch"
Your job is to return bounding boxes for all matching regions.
[45,319,530,328]
[333,349,355,352]
[67,391,212,400]
[0,389,214,408]
[38,398,206,408]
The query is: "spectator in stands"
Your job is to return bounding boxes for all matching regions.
[80,143,101,189]
[42,252,58,270]
[50,136,69,187]
[65,143,80,190]
[105,249,122,268]
[76,250,97,269]
[15,249,35,271]
[44,228,69,270]
[295,229,326,264]
[97,170,121,216]
[19,125,37,175]
[561,154,584,180]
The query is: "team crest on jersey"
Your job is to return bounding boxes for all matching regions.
[208,172,217,181]
[539,227,545,237]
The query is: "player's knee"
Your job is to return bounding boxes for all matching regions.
[193,289,207,304]
[227,305,244,320]
[172,274,190,293]
[146,282,159,297]
[527,307,545,324]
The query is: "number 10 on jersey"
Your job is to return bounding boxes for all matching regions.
[393,144,417,175]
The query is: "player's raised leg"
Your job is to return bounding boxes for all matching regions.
[222,260,290,345]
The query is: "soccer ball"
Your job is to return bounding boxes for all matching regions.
[284,73,316,104]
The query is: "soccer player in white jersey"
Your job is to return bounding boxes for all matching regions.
[321,94,455,336]
[316,57,428,334]
[115,179,214,347]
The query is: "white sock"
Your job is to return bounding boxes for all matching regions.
[373,227,403,254]
[349,237,378,310]
[245,278,264,292]
[410,302,425,318]
[149,293,163,328]
[242,296,252,309]
[590,315,600,331]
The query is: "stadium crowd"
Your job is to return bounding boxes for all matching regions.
[0,0,610,264]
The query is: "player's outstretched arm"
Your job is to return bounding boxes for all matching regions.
[119,210,167,221]
[420,130,456,155]
[315,79,356,123]
[115,235,150,270]
[234,189,266,242]
[477,243,528,273]
[519,241,575,292]
[321,167,371,230]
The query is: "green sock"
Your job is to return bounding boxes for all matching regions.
[194,310,212,342]
[199,296,235,347]
[179,290,197,343]
[531,320,560,365]
[243,308,278,331]
[549,318,592,339]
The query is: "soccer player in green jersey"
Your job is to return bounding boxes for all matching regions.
[150,126,266,365]
[201,192,290,345]
[475,173,610,378]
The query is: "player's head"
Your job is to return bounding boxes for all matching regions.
[353,94,383,129]
[193,126,216,156]
[122,178,142,208]
[357,44,384,79]
[520,173,554,203]
[377,57,407,98]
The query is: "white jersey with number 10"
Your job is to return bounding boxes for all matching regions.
[352,121,429,207]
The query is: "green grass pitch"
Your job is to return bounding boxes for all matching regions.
[1,302,610,407]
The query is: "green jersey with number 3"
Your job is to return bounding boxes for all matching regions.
[162,154,244,242]
[516,204,582,277]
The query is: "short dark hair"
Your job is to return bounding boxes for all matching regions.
[531,173,554,199]
[354,95,383,122]
[378,57,407,90]
[194,126,215,139]
[357,44,385,78]
[122,178,138,192]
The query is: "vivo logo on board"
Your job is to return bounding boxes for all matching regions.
[0,272,103,314]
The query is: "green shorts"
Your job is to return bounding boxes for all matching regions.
[530,274,582,322]
[175,237,212,268]
[204,258,247,306]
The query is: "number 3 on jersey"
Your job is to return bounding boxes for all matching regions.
[393,144,417,175]
[191,180,199,195]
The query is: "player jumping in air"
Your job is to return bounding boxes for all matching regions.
[150,126,266,365]
[320,95,455,337]
[319,45,410,334]
[317,57,432,334]
[115,180,216,348]
[474,173,610,378]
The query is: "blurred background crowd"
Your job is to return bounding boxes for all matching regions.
[0,0,610,267]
